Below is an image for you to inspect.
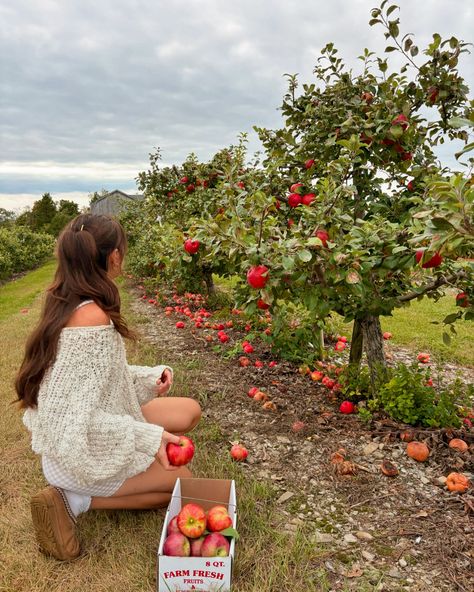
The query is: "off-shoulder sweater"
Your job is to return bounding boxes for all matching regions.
[23,324,171,488]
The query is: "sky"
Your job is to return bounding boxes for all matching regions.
[1,0,473,212]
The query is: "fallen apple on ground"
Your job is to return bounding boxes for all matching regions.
[339,401,355,414]
[230,444,248,461]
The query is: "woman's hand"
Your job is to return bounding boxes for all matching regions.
[155,369,173,397]
[155,430,181,471]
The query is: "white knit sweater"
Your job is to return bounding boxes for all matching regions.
[23,324,171,488]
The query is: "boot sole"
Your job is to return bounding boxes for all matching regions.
[30,487,80,561]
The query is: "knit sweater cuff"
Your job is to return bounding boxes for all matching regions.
[134,422,164,455]
[128,365,174,404]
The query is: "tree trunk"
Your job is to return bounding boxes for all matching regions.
[360,315,388,388]
[349,318,364,366]
[203,270,215,296]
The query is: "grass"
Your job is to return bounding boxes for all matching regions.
[0,266,335,592]
[327,290,473,368]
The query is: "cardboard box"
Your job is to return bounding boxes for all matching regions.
[157,478,237,592]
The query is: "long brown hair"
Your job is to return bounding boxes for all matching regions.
[15,213,136,409]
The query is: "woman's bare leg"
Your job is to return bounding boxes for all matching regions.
[90,398,200,511]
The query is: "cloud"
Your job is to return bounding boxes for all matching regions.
[1,0,472,211]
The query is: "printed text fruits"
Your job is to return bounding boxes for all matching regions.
[163,532,191,556]
[288,193,302,207]
[207,506,232,532]
[177,503,207,539]
[415,250,443,268]
[247,265,269,289]
[230,444,248,461]
[184,239,200,255]
[339,401,355,414]
[201,533,230,557]
[166,435,195,466]
[406,441,430,462]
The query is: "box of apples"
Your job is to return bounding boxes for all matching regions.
[157,477,237,592]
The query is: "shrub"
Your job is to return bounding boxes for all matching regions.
[0,227,54,281]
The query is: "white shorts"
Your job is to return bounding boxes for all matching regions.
[42,456,125,497]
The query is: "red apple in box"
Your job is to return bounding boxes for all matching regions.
[167,515,180,535]
[201,533,230,557]
[163,532,190,556]
[166,435,195,466]
[190,535,206,557]
[207,505,232,532]
[177,503,206,539]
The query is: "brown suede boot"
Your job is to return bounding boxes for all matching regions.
[30,486,81,560]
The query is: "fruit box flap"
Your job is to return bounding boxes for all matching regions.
[179,478,236,511]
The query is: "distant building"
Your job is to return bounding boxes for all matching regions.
[90,190,144,217]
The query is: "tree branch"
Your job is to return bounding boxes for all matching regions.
[398,271,466,303]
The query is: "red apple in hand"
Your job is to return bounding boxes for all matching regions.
[207,505,232,532]
[177,503,207,538]
[201,533,230,557]
[166,435,195,466]
[230,444,248,461]
[163,532,190,556]
[247,265,269,289]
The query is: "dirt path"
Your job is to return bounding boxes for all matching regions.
[130,289,474,592]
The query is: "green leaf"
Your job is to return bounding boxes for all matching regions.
[219,526,240,540]
[442,331,451,345]
[443,313,459,325]
[298,249,312,262]
[385,46,397,53]
[449,117,473,129]
[387,4,398,16]
[282,256,295,270]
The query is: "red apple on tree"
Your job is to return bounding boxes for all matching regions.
[163,532,191,556]
[415,250,443,268]
[392,113,409,130]
[314,229,329,247]
[179,176,189,184]
[247,265,269,288]
[304,158,315,169]
[289,182,304,193]
[177,503,207,538]
[166,435,195,466]
[201,533,230,557]
[257,298,270,310]
[288,193,302,207]
[207,505,232,532]
[456,292,469,307]
[302,193,316,206]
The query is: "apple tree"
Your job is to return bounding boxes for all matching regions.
[195,0,473,383]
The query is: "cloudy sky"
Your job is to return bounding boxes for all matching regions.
[1,0,472,212]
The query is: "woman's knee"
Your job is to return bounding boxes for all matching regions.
[188,398,202,430]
